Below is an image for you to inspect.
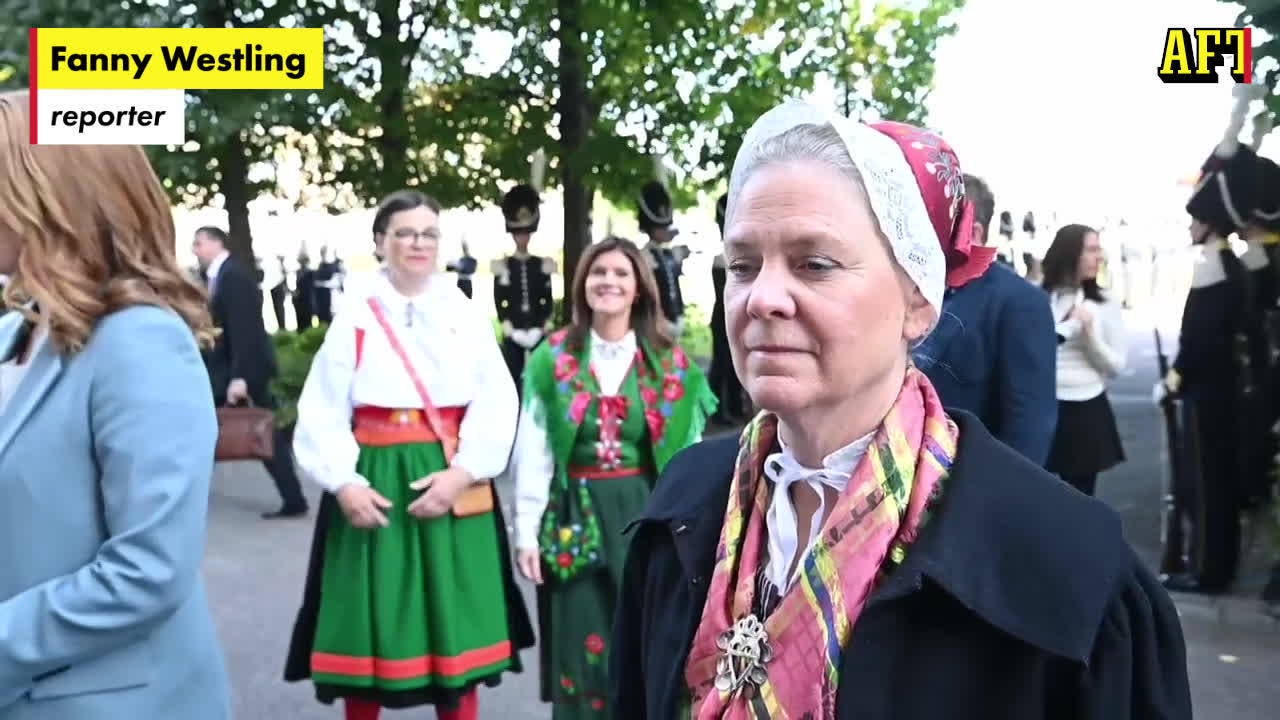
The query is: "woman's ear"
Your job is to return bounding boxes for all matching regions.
[902,282,934,345]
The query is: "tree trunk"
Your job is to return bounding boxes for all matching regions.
[558,0,591,313]
[375,0,411,194]
[220,131,254,265]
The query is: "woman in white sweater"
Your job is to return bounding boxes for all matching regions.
[1041,224,1127,496]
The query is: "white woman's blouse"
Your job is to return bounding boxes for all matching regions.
[293,269,519,494]
[1050,288,1127,402]
[763,430,874,592]
[511,329,637,550]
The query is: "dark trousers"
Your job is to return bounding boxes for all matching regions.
[270,284,287,330]
[315,290,333,326]
[294,299,313,331]
[1178,396,1241,592]
[1061,473,1097,497]
[263,423,307,512]
[221,390,307,512]
[501,336,528,393]
[708,339,744,420]
[1264,562,1280,606]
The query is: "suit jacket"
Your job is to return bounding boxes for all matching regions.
[0,307,230,720]
[207,256,278,405]
[913,263,1058,466]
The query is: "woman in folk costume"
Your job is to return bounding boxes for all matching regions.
[1161,84,1269,594]
[284,190,534,720]
[611,101,1191,719]
[512,235,716,718]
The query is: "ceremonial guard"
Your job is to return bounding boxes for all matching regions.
[314,247,344,325]
[294,252,317,331]
[1159,83,1266,594]
[637,178,688,332]
[494,181,557,388]
[708,193,745,424]
[447,240,479,299]
[1237,114,1279,509]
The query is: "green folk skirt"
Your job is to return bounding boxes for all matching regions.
[541,472,652,719]
[309,441,516,705]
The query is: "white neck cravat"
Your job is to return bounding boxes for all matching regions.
[763,430,874,591]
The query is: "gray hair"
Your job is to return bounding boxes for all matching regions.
[724,121,933,347]
[726,122,868,228]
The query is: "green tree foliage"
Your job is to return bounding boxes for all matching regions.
[1230,0,1280,117]
[2,0,965,292]
[310,0,965,305]
[0,0,326,265]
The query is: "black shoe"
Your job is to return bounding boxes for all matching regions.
[262,506,308,519]
[1160,572,1205,593]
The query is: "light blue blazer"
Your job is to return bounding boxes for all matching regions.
[0,306,230,720]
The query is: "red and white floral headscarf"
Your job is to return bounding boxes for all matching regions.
[726,101,995,328]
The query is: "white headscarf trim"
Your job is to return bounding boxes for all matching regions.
[726,100,946,323]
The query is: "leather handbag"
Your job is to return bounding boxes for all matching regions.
[215,403,276,462]
[367,298,495,517]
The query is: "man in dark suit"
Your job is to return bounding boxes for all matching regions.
[192,226,308,519]
[912,175,1058,466]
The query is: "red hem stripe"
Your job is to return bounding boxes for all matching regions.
[311,641,513,681]
[568,466,644,480]
[27,27,37,144]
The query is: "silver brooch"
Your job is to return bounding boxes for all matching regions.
[714,614,773,696]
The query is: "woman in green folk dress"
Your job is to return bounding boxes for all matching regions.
[284,190,533,720]
[513,236,716,718]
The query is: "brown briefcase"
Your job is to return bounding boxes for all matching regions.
[215,405,276,462]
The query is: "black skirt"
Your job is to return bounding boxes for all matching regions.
[1046,391,1125,478]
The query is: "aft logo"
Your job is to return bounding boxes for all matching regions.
[1158,28,1253,83]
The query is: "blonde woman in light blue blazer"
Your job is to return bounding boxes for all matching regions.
[0,90,230,720]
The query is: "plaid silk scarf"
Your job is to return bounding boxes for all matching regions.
[684,368,958,719]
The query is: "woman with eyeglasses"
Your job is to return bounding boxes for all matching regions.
[283,190,534,720]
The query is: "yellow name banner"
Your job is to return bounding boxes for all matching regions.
[34,28,323,90]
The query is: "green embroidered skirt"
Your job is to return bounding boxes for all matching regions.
[543,470,652,719]
[308,440,516,706]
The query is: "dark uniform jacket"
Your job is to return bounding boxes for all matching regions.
[611,411,1192,720]
[493,254,555,331]
[646,244,686,323]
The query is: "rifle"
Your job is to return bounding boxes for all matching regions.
[1154,329,1187,576]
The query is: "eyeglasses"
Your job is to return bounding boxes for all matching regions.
[389,228,441,244]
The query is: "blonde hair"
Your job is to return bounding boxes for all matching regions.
[0,90,215,352]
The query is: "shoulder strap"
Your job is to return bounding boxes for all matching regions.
[355,327,365,368]
[365,297,458,461]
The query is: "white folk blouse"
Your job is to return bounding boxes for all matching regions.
[511,329,638,550]
[293,269,519,494]
[762,429,874,592]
